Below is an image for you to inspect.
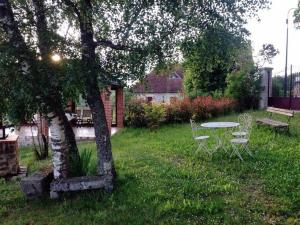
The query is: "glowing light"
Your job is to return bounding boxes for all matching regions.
[51,54,61,62]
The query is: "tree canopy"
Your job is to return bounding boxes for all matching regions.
[182,26,246,97]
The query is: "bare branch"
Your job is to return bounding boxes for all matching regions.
[95,39,133,51]
[61,0,80,18]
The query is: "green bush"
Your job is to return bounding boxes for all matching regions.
[225,64,261,110]
[143,103,166,130]
[124,99,147,127]
[125,97,236,128]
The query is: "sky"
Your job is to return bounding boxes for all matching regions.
[246,0,300,76]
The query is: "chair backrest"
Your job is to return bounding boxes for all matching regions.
[76,109,82,119]
[190,119,203,138]
[238,113,253,135]
[82,109,92,119]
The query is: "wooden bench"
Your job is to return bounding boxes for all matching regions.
[256,107,294,130]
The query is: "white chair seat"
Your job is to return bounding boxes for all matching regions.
[194,135,209,140]
[230,138,248,144]
[232,131,247,137]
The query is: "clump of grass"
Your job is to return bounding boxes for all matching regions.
[70,148,96,176]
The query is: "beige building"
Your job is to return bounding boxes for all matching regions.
[133,68,184,103]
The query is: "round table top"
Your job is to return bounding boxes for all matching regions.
[201,122,240,128]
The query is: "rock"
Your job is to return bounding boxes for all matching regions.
[50,175,113,199]
[20,170,53,199]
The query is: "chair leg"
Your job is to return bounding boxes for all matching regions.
[196,141,211,156]
[230,144,244,161]
[244,144,253,157]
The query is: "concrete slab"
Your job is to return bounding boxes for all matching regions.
[5,126,119,146]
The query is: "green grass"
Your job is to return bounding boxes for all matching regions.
[0,111,300,225]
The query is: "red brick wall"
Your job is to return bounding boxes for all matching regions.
[42,86,123,136]
[116,87,124,128]
[39,116,49,138]
[0,135,19,177]
[101,88,112,134]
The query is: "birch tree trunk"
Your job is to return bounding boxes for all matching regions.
[48,113,68,179]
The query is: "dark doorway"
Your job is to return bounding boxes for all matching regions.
[111,89,117,127]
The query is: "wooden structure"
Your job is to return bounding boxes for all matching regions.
[256,107,294,129]
[0,135,19,177]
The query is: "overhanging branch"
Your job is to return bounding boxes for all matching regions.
[96,39,133,51]
[62,0,81,18]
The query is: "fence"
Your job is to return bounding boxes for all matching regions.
[269,72,300,110]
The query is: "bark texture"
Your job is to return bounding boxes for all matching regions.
[63,0,116,178]
[48,113,68,179]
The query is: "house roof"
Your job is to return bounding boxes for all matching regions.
[133,68,183,94]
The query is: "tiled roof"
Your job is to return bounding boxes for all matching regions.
[133,68,183,93]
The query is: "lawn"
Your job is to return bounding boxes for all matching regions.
[0,111,299,225]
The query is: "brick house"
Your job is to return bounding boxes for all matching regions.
[133,68,184,103]
[36,84,124,141]
[67,84,125,132]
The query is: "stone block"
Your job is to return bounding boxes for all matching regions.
[20,170,53,199]
[50,175,113,199]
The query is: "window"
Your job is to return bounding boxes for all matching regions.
[147,96,153,102]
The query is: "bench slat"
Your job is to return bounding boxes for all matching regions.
[267,107,294,117]
[256,118,289,127]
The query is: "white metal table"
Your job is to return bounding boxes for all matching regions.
[201,122,239,129]
[200,122,240,153]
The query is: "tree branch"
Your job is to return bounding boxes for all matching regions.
[96,39,133,51]
[61,0,81,18]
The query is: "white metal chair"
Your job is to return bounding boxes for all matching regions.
[230,114,253,161]
[190,119,211,155]
[232,113,252,138]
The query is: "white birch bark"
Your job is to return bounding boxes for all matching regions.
[48,113,68,180]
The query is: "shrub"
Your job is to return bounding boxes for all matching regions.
[125,96,236,128]
[192,96,214,120]
[124,99,147,127]
[225,65,261,110]
[143,103,166,130]
[165,98,193,123]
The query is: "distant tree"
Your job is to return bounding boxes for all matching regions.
[225,44,262,110]
[272,76,285,97]
[182,27,246,98]
[258,43,279,66]
[225,43,279,110]
[294,2,300,25]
